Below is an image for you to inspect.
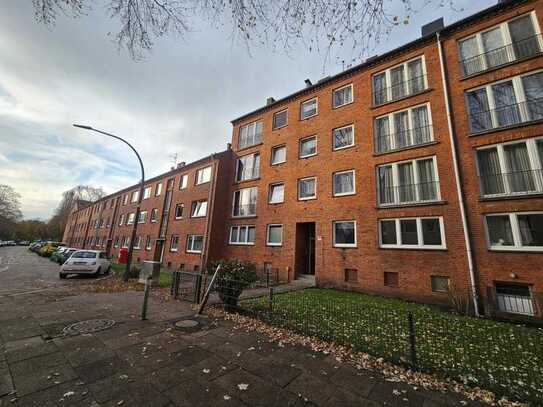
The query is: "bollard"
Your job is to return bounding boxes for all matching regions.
[141,276,152,320]
[268,287,274,319]
[407,312,417,370]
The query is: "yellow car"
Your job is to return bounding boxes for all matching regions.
[39,241,65,257]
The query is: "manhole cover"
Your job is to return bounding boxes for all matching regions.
[175,319,199,329]
[63,319,116,335]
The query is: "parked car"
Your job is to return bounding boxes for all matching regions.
[18,241,30,246]
[50,247,69,263]
[57,248,78,265]
[60,250,111,278]
[39,242,65,257]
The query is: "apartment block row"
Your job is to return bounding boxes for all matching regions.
[63,0,543,320]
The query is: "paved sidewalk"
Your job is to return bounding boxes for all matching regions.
[0,288,486,407]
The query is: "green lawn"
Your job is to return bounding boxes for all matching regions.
[242,288,543,403]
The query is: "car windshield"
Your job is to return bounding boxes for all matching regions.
[72,252,97,259]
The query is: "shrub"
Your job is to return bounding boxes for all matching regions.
[211,259,258,309]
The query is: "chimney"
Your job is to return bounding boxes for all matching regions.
[421,17,444,37]
[304,79,312,87]
[227,142,232,150]
[177,161,186,169]
[266,97,276,106]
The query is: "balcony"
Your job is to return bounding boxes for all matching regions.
[372,74,428,106]
[460,34,543,78]
[232,203,257,217]
[374,125,433,154]
[236,166,260,182]
[468,98,543,134]
[479,169,543,198]
[378,180,440,206]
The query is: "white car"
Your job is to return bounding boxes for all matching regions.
[60,250,111,279]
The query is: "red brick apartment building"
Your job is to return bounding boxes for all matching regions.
[63,0,543,320]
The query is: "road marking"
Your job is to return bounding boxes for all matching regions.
[0,287,54,297]
[0,266,8,273]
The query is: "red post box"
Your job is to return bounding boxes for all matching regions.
[119,247,128,264]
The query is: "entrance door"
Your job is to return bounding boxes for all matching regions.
[295,222,315,276]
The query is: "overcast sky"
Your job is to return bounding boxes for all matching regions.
[0,0,495,220]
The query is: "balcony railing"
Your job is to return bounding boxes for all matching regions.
[479,169,543,197]
[236,167,260,182]
[374,125,433,154]
[232,203,257,217]
[468,98,543,134]
[378,180,440,206]
[460,34,543,77]
[372,74,428,106]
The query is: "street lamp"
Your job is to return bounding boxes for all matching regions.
[73,124,145,282]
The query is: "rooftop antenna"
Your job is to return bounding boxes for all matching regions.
[170,153,179,169]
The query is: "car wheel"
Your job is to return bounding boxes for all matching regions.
[105,266,111,275]
[94,267,101,277]
[59,273,66,279]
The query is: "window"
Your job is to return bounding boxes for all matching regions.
[300,98,317,119]
[273,109,288,129]
[299,136,317,158]
[485,212,543,251]
[138,211,147,224]
[170,235,179,252]
[344,268,358,283]
[431,276,450,293]
[298,177,316,200]
[384,272,399,288]
[238,120,263,149]
[143,187,151,199]
[236,153,260,182]
[271,145,286,165]
[476,137,543,197]
[333,170,355,196]
[372,56,427,105]
[150,208,158,222]
[110,199,115,209]
[155,182,162,196]
[123,195,128,205]
[332,125,354,150]
[495,283,534,316]
[268,183,284,204]
[131,190,139,203]
[145,235,152,250]
[133,236,141,249]
[266,224,283,246]
[191,200,208,217]
[466,70,543,133]
[119,214,125,226]
[229,225,256,245]
[379,217,446,249]
[332,84,353,108]
[122,236,130,248]
[377,156,440,206]
[458,12,542,77]
[179,175,188,189]
[127,213,135,225]
[232,187,257,217]
[114,237,119,248]
[186,235,203,253]
[333,221,356,247]
[374,103,433,153]
[195,166,212,185]
[175,203,184,219]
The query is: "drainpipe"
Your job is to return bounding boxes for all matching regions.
[201,154,218,271]
[436,32,480,317]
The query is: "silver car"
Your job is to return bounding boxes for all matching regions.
[60,250,111,278]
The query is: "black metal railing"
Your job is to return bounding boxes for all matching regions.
[378,180,440,206]
[468,98,543,134]
[238,133,262,149]
[479,169,543,196]
[232,203,257,217]
[374,125,433,154]
[460,34,543,77]
[236,166,260,182]
[372,74,428,106]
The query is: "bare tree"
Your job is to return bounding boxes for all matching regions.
[0,185,23,240]
[31,0,449,62]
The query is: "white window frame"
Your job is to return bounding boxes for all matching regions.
[236,153,260,182]
[170,235,179,252]
[332,83,354,108]
[333,170,356,197]
[131,190,139,203]
[232,187,258,217]
[155,182,162,196]
[138,211,147,224]
[229,225,256,245]
[191,200,208,218]
[299,135,317,159]
[114,237,119,248]
[150,208,158,223]
[268,182,285,204]
[371,55,428,105]
[378,217,447,250]
[186,234,203,253]
[143,187,151,200]
[126,213,135,225]
[195,166,212,185]
[133,236,141,249]
[484,211,543,252]
[377,155,441,206]
[122,236,130,248]
[238,120,263,149]
[266,224,283,246]
[374,103,434,153]
[300,97,318,120]
[272,109,288,130]
[175,203,184,219]
[298,176,317,201]
[123,195,128,205]
[145,235,152,250]
[332,124,355,151]
[179,175,188,189]
[333,220,357,248]
[475,136,543,197]
[271,145,286,165]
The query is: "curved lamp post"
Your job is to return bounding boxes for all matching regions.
[73,124,145,282]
